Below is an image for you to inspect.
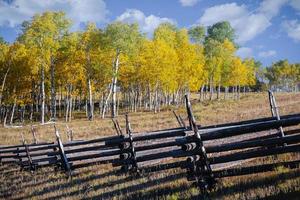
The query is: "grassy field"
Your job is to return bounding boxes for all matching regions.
[1,92,300,200]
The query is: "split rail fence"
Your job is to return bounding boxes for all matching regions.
[1,91,300,195]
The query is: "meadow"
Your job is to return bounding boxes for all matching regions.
[1,92,300,200]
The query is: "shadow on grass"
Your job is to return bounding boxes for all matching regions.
[1,163,300,200]
[0,165,99,199]
[85,172,186,200]
[210,169,300,199]
[263,190,300,200]
[9,168,117,200]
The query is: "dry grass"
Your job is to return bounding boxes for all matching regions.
[1,92,300,200]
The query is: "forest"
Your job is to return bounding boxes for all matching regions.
[0,11,299,124]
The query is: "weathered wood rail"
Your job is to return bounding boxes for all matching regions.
[1,92,300,196]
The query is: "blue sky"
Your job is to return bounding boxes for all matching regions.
[0,0,299,66]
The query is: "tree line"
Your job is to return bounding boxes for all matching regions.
[264,60,300,92]
[0,11,298,125]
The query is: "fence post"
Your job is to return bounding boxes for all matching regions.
[184,94,215,193]
[179,115,187,129]
[16,147,22,169]
[268,90,285,138]
[54,125,71,177]
[112,118,123,136]
[125,114,139,173]
[21,132,35,171]
[173,110,186,128]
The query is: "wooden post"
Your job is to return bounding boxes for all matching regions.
[54,125,71,176]
[125,114,139,173]
[268,90,285,138]
[16,147,23,169]
[112,118,123,136]
[184,94,215,192]
[173,110,182,127]
[21,132,35,171]
[173,110,186,128]
[178,115,186,129]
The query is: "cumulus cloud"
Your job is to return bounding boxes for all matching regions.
[282,19,300,42]
[198,1,288,43]
[116,9,175,36]
[236,47,253,58]
[258,0,289,19]
[259,50,277,57]
[179,0,200,7]
[0,0,108,28]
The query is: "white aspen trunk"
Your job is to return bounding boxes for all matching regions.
[158,92,161,112]
[116,92,120,116]
[30,80,35,122]
[102,85,112,119]
[102,50,120,119]
[10,98,16,125]
[217,83,221,100]
[78,92,82,112]
[204,84,208,100]
[87,77,93,120]
[233,86,236,99]
[20,105,25,123]
[30,103,33,122]
[41,65,45,124]
[209,76,214,101]
[154,85,158,114]
[174,89,180,105]
[148,84,152,110]
[58,86,61,118]
[3,107,8,127]
[135,90,138,111]
[224,87,228,100]
[0,66,10,106]
[111,50,120,118]
[199,85,204,101]
[139,89,142,110]
[65,87,69,122]
[69,94,72,122]
[50,57,56,121]
[85,99,88,118]
[85,48,94,121]
[167,92,171,106]
[65,99,69,122]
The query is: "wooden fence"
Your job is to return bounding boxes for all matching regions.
[1,92,300,196]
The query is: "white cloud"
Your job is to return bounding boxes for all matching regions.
[258,0,289,19]
[236,47,253,58]
[179,0,200,7]
[259,50,277,57]
[198,1,288,44]
[0,0,108,29]
[116,9,175,36]
[282,19,300,42]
